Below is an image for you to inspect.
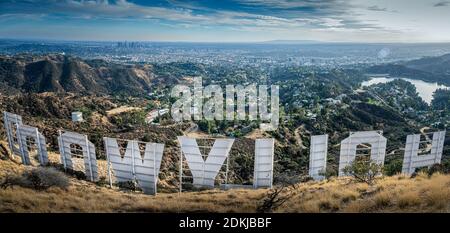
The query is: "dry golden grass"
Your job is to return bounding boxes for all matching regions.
[0,157,267,213]
[1,144,450,212]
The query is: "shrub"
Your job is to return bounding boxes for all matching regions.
[397,192,421,209]
[0,173,27,189]
[0,142,11,160]
[110,110,147,128]
[383,159,403,176]
[258,172,300,213]
[411,164,447,178]
[342,157,383,185]
[442,160,450,173]
[273,172,301,185]
[117,181,141,192]
[427,164,446,176]
[141,134,152,142]
[299,175,314,183]
[65,168,87,180]
[373,191,392,208]
[319,167,338,179]
[1,167,70,190]
[49,163,87,180]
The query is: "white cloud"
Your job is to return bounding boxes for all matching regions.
[320,18,345,27]
[1,0,449,42]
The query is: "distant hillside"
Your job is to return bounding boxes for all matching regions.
[367,53,450,85]
[0,54,159,95]
[403,53,450,75]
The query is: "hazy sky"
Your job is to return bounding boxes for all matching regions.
[1,0,450,42]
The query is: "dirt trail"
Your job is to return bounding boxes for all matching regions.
[106,106,142,116]
[294,125,308,149]
[420,127,431,140]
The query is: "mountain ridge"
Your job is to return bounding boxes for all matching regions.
[0,54,157,95]
[367,53,450,85]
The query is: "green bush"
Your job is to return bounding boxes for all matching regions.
[0,142,11,160]
[1,167,70,190]
[412,163,448,177]
[319,167,338,179]
[342,157,383,185]
[65,168,88,180]
[427,164,446,176]
[111,110,147,128]
[384,159,403,176]
[117,181,141,192]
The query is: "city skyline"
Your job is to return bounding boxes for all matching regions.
[1,0,450,43]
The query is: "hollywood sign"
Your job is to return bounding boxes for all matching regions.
[1,111,447,195]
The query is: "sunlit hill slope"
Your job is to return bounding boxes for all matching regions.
[1,141,450,213]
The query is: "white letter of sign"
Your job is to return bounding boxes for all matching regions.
[178,136,234,187]
[104,137,165,195]
[309,135,328,180]
[338,131,387,176]
[402,131,446,175]
[254,138,275,188]
[3,111,23,155]
[58,131,99,181]
[17,125,48,165]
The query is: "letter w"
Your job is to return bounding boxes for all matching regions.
[104,137,164,195]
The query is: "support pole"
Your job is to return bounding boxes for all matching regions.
[85,135,94,182]
[104,137,113,188]
[153,143,157,195]
[3,112,13,153]
[179,149,183,193]
[35,128,43,165]
[16,125,26,164]
[225,156,229,188]
[58,130,67,171]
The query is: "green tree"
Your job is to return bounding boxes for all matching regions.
[342,157,383,185]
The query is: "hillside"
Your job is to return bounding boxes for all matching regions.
[367,53,450,85]
[1,143,450,213]
[0,54,160,95]
[403,53,450,75]
[1,54,449,186]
